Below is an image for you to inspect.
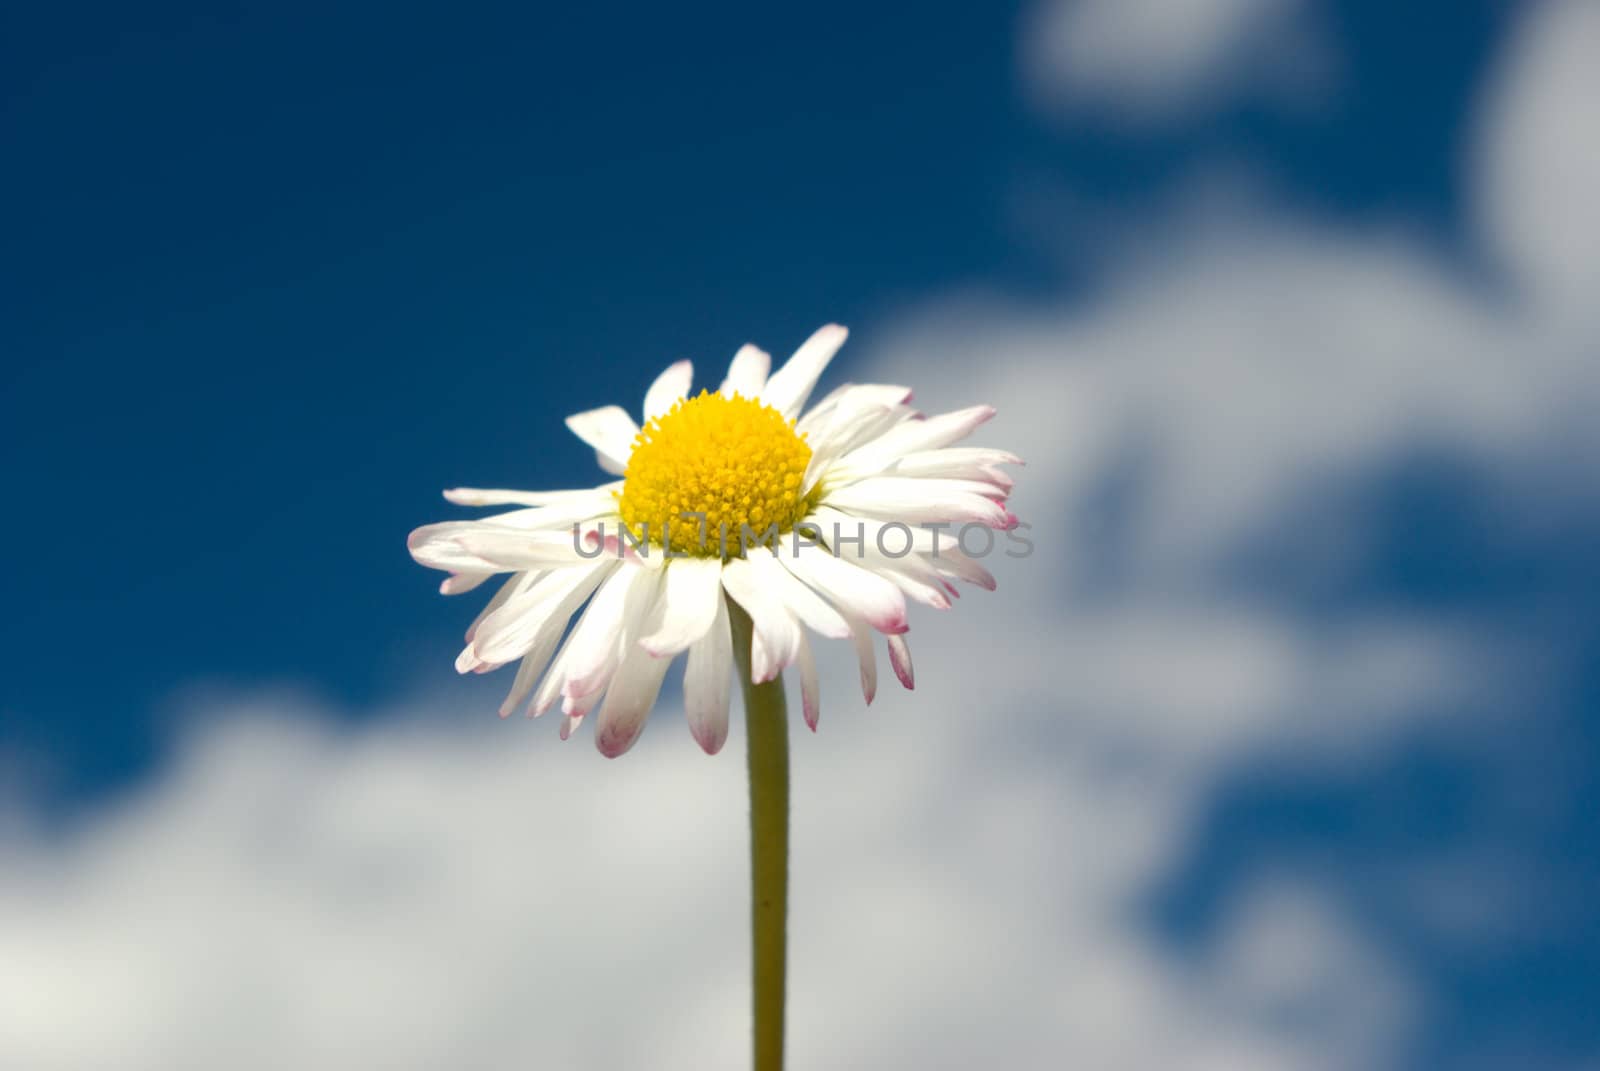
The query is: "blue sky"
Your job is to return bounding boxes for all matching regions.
[3,0,1027,795]
[2,0,1515,798]
[4,2,1599,1068]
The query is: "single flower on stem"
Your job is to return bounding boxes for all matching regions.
[408,324,1020,1070]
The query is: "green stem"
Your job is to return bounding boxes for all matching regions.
[728,598,788,1071]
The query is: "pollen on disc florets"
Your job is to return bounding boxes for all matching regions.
[617,390,816,557]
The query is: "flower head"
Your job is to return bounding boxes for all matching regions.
[408,325,1021,757]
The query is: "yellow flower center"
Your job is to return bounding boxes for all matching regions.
[617,390,816,558]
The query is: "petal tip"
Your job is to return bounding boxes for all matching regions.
[692,725,727,756]
[596,727,639,759]
[887,636,915,690]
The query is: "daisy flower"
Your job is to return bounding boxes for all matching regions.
[407,324,1020,757]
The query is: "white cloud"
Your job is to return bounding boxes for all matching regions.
[0,679,1418,1071]
[875,214,1597,591]
[1475,0,1600,329]
[5,1,1600,1067]
[1020,0,1336,122]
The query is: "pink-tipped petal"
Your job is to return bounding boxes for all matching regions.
[721,558,803,682]
[560,567,657,700]
[747,550,850,639]
[835,404,997,475]
[463,573,530,642]
[684,596,733,754]
[939,550,997,591]
[638,557,723,656]
[887,633,915,690]
[496,618,567,719]
[842,612,878,706]
[594,644,672,758]
[470,564,610,667]
[780,545,908,636]
[796,631,820,732]
[821,479,1013,530]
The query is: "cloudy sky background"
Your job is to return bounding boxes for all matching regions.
[4,1,1599,1067]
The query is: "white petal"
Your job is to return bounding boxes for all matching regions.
[876,460,1014,495]
[760,323,848,419]
[747,549,850,639]
[421,493,620,555]
[530,569,633,712]
[821,478,1013,529]
[440,571,493,595]
[795,630,820,732]
[432,526,601,573]
[800,403,909,496]
[443,486,617,508]
[934,547,998,591]
[638,557,724,656]
[498,620,566,718]
[412,518,601,576]
[720,557,802,683]
[562,566,660,700]
[808,506,959,557]
[843,612,878,705]
[465,572,536,644]
[796,383,913,437]
[643,359,693,422]
[533,632,582,718]
[802,403,892,461]
[835,404,996,475]
[455,644,490,675]
[481,489,623,531]
[594,643,673,758]
[580,521,667,571]
[887,633,915,690]
[854,476,1007,500]
[778,544,908,635]
[471,562,613,668]
[881,447,1023,483]
[561,679,605,721]
[869,558,953,610]
[565,405,640,476]
[684,595,733,754]
[408,522,506,574]
[720,343,771,399]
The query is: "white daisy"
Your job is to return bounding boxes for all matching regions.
[408,324,1021,757]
